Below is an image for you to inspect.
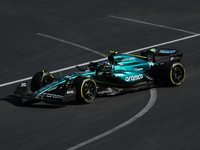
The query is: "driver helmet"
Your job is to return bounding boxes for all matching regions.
[101,61,111,71]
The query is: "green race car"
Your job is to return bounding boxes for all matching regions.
[15,48,186,104]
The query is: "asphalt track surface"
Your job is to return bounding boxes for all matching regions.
[1,0,200,150]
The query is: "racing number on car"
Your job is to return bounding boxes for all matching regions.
[20,82,27,87]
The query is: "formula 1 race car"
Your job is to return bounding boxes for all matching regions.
[15,48,186,104]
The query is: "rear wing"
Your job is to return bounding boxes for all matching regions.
[141,48,183,62]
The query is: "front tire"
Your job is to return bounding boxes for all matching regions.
[159,62,186,86]
[73,77,97,104]
[31,70,55,92]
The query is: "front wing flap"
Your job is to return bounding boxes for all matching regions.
[14,82,76,103]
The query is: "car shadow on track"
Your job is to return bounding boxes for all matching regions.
[1,95,79,108]
[1,80,169,108]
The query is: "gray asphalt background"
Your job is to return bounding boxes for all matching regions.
[1,0,200,150]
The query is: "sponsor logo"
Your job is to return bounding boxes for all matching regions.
[125,74,143,82]
[150,48,176,54]
[160,49,176,54]
[114,74,123,77]
[98,88,117,95]
[36,93,64,100]
[45,93,64,99]
[146,76,153,81]
[170,56,181,61]
[98,90,113,95]
[67,90,74,94]
[121,57,135,61]
[135,68,143,71]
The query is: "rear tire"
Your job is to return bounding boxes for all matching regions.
[31,70,55,92]
[159,62,186,86]
[73,77,97,104]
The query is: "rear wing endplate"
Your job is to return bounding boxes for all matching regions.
[141,48,183,62]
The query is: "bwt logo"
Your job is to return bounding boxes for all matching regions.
[125,74,143,82]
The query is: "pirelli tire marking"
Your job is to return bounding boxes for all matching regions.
[80,78,97,103]
[170,63,186,85]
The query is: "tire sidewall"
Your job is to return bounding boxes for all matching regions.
[170,63,186,86]
[73,77,97,104]
[31,70,54,92]
[31,71,43,92]
[159,61,186,86]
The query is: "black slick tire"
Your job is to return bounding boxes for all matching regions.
[159,61,186,86]
[73,77,97,104]
[31,70,54,92]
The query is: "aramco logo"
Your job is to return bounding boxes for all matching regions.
[125,74,143,82]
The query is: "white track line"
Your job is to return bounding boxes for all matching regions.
[36,33,107,57]
[125,33,200,54]
[67,88,157,150]
[1,33,200,88]
[0,58,106,88]
[108,15,198,35]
